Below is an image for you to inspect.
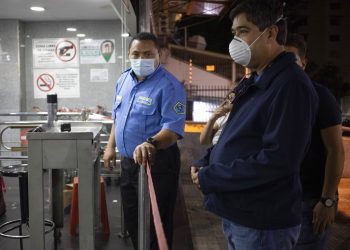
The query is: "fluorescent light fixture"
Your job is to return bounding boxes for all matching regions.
[76,34,86,37]
[121,32,130,37]
[30,6,45,12]
[83,38,92,42]
[66,27,77,32]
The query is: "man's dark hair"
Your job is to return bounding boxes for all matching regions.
[128,32,160,50]
[229,0,287,45]
[286,33,307,60]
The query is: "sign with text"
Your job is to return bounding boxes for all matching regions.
[33,69,80,98]
[80,39,116,64]
[90,68,108,82]
[33,38,79,68]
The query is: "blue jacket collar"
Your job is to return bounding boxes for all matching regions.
[252,52,295,90]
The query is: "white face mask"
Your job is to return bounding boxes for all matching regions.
[228,29,267,66]
[130,58,156,77]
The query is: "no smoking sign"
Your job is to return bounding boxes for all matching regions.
[37,73,55,92]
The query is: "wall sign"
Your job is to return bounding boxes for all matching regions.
[33,69,80,98]
[33,38,79,68]
[90,68,108,82]
[80,39,116,64]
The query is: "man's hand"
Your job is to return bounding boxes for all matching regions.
[211,105,230,120]
[312,201,336,234]
[103,147,116,170]
[133,142,157,166]
[190,166,200,188]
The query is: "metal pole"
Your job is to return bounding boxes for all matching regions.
[139,0,151,32]
[138,166,150,250]
[0,156,28,160]
[118,203,129,239]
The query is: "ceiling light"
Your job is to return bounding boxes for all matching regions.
[30,6,45,12]
[121,32,130,37]
[66,27,77,32]
[76,34,86,37]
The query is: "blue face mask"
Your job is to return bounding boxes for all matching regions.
[130,59,155,77]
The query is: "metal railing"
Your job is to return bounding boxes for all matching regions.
[138,165,150,250]
[185,84,232,102]
[0,113,153,248]
[185,84,232,121]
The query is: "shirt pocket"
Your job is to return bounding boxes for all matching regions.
[133,102,157,116]
[141,105,157,116]
[135,103,161,133]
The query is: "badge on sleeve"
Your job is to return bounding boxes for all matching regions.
[173,102,185,114]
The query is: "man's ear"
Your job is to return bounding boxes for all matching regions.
[302,57,308,70]
[268,25,279,43]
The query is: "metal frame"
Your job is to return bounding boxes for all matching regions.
[27,122,102,250]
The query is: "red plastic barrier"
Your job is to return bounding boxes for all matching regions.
[146,162,169,250]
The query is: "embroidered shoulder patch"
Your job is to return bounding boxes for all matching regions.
[173,102,185,114]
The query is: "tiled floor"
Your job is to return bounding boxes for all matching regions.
[0,174,193,250]
[2,168,349,250]
[0,175,134,250]
[182,170,350,250]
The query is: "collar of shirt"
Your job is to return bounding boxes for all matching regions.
[253,51,294,90]
[233,74,256,98]
[233,52,294,98]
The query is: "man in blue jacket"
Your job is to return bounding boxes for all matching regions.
[191,1,319,249]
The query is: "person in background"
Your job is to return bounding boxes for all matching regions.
[190,0,319,249]
[103,32,186,250]
[285,33,345,250]
[199,91,234,145]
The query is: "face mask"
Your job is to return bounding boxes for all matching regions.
[228,29,267,66]
[130,59,155,77]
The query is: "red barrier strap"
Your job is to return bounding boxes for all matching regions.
[146,162,169,250]
[0,176,6,192]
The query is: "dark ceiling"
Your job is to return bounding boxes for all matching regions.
[129,0,313,54]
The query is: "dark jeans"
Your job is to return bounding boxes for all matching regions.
[223,219,301,250]
[295,198,333,250]
[120,144,180,250]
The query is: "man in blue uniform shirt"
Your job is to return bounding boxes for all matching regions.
[285,33,344,250]
[104,32,186,250]
[191,1,319,249]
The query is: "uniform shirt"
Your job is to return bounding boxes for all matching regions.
[301,82,342,199]
[198,52,319,230]
[112,65,186,158]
